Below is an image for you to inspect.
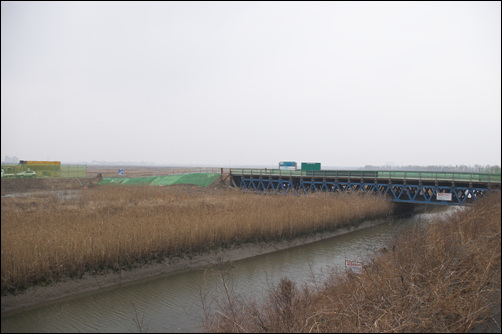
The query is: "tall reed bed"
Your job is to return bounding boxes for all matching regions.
[203,192,501,333]
[1,185,393,293]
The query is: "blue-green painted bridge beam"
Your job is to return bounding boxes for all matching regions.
[229,169,501,206]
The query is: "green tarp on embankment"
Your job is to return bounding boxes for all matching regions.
[98,173,221,187]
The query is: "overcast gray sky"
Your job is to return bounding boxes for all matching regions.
[1,1,501,167]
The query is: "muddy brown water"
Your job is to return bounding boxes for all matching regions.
[1,210,450,333]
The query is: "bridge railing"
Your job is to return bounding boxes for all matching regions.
[229,169,501,184]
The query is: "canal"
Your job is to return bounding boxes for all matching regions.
[1,210,447,333]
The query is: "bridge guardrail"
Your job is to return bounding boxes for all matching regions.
[229,169,501,184]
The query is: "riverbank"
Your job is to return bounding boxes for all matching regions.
[2,177,395,315]
[1,217,388,315]
[204,193,501,333]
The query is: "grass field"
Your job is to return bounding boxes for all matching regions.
[1,184,393,294]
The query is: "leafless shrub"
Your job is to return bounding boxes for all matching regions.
[131,300,150,333]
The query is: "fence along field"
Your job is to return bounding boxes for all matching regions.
[1,162,228,179]
[85,165,228,178]
[1,162,87,178]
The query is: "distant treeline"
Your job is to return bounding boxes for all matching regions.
[361,164,501,174]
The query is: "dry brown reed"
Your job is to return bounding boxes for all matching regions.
[1,185,393,294]
[203,192,501,333]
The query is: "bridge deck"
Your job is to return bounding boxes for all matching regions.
[230,169,501,184]
[229,169,501,205]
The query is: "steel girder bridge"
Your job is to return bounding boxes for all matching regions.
[229,169,501,206]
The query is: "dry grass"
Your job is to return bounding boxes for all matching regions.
[1,185,393,294]
[203,192,501,333]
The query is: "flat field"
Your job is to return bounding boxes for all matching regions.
[1,165,228,195]
[1,172,393,296]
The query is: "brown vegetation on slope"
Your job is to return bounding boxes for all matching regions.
[203,192,501,333]
[1,185,392,294]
